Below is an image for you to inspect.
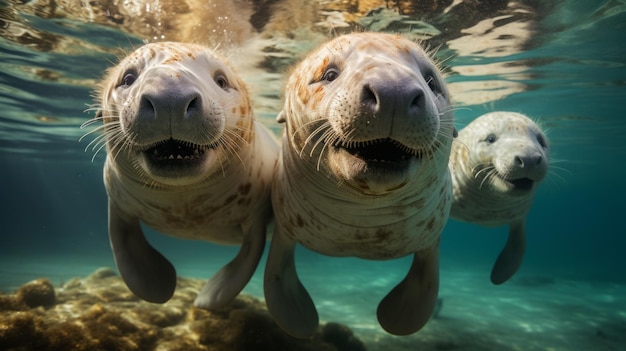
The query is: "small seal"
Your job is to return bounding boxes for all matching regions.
[86,42,279,307]
[449,111,549,284]
[264,32,455,337]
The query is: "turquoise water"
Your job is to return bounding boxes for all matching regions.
[1,0,625,350]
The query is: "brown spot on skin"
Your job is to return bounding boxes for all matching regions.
[295,215,305,228]
[239,105,248,116]
[232,107,238,114]
[297,81,309,105]
[237,196,251,206]
[312,56,330,82]
[238,183,252,195]
[310,86,325,111]
[426,218,435,231]
[376,229,392,242]
[223,194,238,206]
[163,54,183,65]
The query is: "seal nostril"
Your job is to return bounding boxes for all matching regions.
[138,95,156,119]
[361,84,378,111]
[410,90,423,109]
[514,156,524,167]
[535,155,543,165]
[186,96,200,115]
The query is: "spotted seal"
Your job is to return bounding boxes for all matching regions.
[85,42,279,308]
[264,32,456,337]
[449,111,549,284]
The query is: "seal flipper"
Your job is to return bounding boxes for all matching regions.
[377,245,440,335]
[264,225,318,338]
[194,215,268,309]
[108,200,176,303]
[491,219,526,285]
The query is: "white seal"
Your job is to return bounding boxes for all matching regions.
[86,42,279,307]
[264,32,456,337]
[449,111,549,284]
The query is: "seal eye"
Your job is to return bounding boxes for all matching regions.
[425,75,438,93]
[485,134,497,144]
[536,134,548,148]
[120,71,137,87]
[214,72,230,90]
[322,68,339,82]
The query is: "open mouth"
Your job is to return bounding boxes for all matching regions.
[507,177,535,191]
[333,138,417,166]
[143,138,216,166]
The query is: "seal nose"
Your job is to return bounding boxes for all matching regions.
[514,153,543,168]
[138,89,202,122]
[360,80,424,120]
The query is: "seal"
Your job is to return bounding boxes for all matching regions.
[449,111,549,284]
[264,32,456,337]
[84,42,279,308]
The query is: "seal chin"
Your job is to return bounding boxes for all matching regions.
[330,138,419,190]
[138,138,218,182]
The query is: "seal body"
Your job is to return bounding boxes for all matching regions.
[90,42,279,307]
[264,32,455,337]
[449,111,549,284]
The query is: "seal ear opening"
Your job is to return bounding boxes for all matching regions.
[276,110,286,124]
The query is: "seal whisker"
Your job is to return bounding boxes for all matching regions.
[85,131,109,153]
[308,126,335,159]
[222,123,251,146]
[471,163,492,178]
[79,124,108,144]
[478,168,498,190]
[303,121,331,158]
[218,132,247,172]
[293,120,329,157]
[222,128,249,150]
[316,131,339,171]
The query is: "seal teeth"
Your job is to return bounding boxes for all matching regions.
[145,139,211,162]
[335,138,418,163]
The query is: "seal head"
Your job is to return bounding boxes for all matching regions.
[449,111,549,284]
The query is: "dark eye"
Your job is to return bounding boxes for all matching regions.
[120,71,136,87]
[214,72,230,90]
[425,75,438,93]
[536,134,548,148]
[485,134,497,144]
[321,68,339,82]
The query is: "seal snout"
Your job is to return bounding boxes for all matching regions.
[359,73,428,135]
[360,80,424,121]
[138,89,202,123]
[514,153,543,168]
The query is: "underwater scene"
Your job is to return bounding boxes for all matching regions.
[1,0,625,350]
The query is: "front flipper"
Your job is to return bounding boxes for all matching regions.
[377,244,440,335]
[194,215,268,309]
[264,225,318,338]
[491,219,526,285]
[108,200,176,303]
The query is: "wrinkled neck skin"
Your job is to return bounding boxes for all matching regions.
[275,131,452,259]
[449,141,535,226]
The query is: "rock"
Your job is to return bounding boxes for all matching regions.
[16,278,55,308]
[319,322,367,351]
[85,267,117,281]
[0,312,36,348]
[0,268,368,351]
